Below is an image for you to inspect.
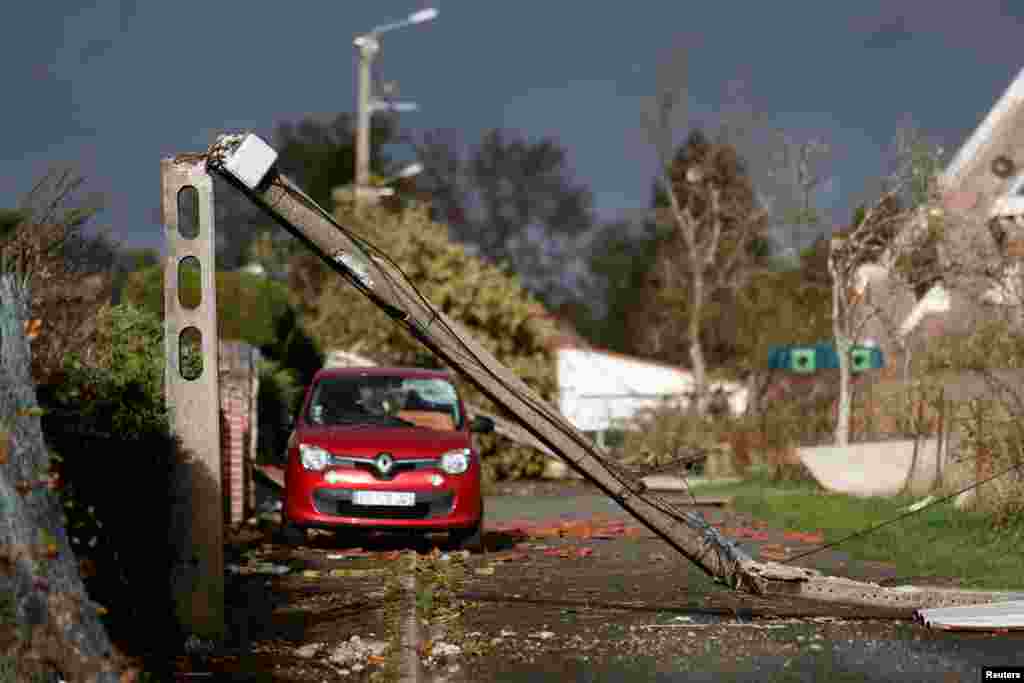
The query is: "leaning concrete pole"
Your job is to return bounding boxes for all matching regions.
[197,133,1023,612]
[162,158,225,641]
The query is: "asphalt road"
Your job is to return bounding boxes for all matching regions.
[251,473,1023,681]
[463,487,1024,683]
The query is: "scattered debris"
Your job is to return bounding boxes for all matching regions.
[329,635,389,667]
[226,562,290,576]
[294,643,322,659]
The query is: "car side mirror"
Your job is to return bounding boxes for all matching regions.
[469,415,495,434]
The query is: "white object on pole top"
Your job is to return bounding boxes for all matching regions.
[409,8,439,23]
[218,133,278,191]
[396,162,423,178]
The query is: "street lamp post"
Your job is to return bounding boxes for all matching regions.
[354,7,437,208]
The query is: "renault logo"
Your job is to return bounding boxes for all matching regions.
[375,452,394,475]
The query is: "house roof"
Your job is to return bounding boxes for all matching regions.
[940,65,1024,218]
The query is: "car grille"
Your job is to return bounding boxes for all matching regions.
[328,456,436,481]
[313,487,454,520]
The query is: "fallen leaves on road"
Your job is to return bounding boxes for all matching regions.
[488,551,528,563]
[782,530,825,544]
[758,544,791,561]
[541,547,594,560]
[487,518,644,541]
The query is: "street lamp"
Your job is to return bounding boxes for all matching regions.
[354,7,438,207]
[332,162,423,203]
[371,99,419,113]
[393,161,423,179]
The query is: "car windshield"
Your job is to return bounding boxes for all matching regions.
[306,374,462,431]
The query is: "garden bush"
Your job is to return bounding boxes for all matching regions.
[37,303,187,656]
[122,264,293,349]
[290,203,560,480]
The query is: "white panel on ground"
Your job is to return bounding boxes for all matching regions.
[798,439,944,497]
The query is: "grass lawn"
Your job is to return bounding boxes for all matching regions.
[696,468,1024,590]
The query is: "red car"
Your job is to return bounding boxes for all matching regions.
[281,366,494,549]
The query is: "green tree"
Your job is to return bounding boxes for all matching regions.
[288,202,560,479]
[628,129,771,380]
[414,127,595,307]
[121,265,298,350]
[575,219,669,353]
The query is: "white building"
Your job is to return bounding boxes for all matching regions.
[555,344,748,435]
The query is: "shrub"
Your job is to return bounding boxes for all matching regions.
[122,264,293,349]
[256,358,303,463]
[292,203,560,480]
[38,304,185,654]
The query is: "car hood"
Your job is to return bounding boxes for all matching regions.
[295,425,472,457]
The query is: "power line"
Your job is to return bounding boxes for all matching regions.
[783,457,1024,565]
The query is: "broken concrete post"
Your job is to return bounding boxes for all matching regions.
[161,157,224,641]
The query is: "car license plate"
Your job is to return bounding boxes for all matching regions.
[352,491,416,507]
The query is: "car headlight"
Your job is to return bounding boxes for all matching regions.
[439,448,471,475]
[299,444,331,471]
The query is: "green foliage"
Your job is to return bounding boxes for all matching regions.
[38,303,183,645]
[54,303,169,437]
[111,247,160,304]
[0,654,51,683]
[912,320,1024,522]
[718,269,832,375]
[628,129,771,368]
[122,264,294,348]
[256,358,303,462]
[291,203,559,479]
[578,220,667,353]
[720,473,1024,590]
[919,319,1024,374]
[417,127,595,303]
[299,203,558,401]
[0,209,26,242]
[617,401,730,471]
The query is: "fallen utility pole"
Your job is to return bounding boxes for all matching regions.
[194,133,1022,611]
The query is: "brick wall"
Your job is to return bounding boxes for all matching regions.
[218,341,260,526]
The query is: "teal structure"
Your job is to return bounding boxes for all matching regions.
[768,343,884,374]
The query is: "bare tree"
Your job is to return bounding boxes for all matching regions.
[642,54,769,414]
[826,130,946,445]
[716,79,835,257]
[828,193,906,445]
